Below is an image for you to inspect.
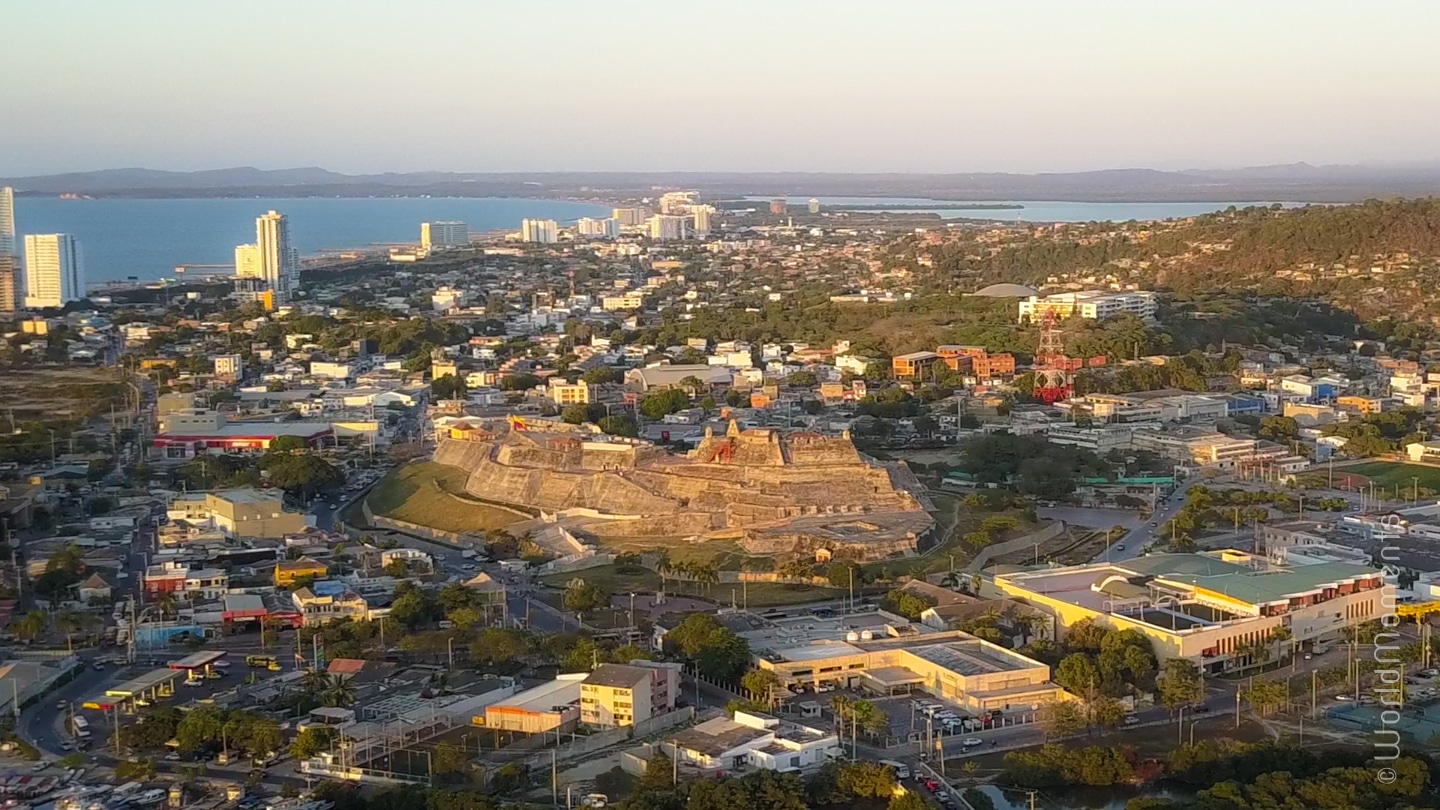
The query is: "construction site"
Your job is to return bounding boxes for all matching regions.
[427,418,936,560]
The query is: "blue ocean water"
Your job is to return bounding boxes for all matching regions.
[755,196,1304,222]
[11,196,610,284]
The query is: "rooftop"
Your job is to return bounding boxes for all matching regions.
[583,664,650,690]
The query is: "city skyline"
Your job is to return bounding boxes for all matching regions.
[5,1,1440,176]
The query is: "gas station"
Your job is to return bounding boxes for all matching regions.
[83,668,185,712]
[166,650,230,679]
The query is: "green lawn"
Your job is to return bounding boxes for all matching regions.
[366,461,524,534]
[1342,462,1440,496]
[539,563,854,608]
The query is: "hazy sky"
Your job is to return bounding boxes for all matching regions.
[6,0,1440,175]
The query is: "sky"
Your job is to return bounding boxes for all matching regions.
[5,0,1440,176]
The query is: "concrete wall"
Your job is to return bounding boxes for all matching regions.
[966,522,1065,572]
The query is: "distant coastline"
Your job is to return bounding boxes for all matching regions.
[831,203,1024,211]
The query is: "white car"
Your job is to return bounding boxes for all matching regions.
[212,660,232,669]
[961,737,983,747]
[184,677,204,688]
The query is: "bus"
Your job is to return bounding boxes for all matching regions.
[246,655,277,668]
[878,760,910,780]
[70,716,91,739]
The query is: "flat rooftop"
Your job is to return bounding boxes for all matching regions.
[909,640,1040,675]
[491,676,583,714]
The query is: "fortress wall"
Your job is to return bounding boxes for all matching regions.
[736,532,917,560]
[578,474,684,515]
[785,441,863,466]
[583,513,718,538]
[434,439,494,470]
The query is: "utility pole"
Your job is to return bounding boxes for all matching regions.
[1235,689,1241,729]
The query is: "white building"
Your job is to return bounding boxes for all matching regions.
[577,217,622,238]
[23,234,84,308]
[0,187,14,257]
[213,354,243,377]
[421,221,469,251]
[647,215,688,241]
[1018,290,1157,323]
[658,191,698,214]
[310,361,356,380]
[665,711,840,773]
[521,219,558,244]
[256,210,299,304]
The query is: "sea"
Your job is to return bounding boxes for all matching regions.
[757,196,1304,223]
[11,196,610,285]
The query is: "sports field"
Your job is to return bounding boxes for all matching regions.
[1338,461,1440,497]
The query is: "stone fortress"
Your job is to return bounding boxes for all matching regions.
[431,418,935,560]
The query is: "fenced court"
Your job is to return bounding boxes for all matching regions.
[1326,701,1440,743]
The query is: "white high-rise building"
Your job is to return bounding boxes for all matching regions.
[23,234,83,309]
[234,244,261,278]
[577,217,621,238]
[421,221,469,251]
[658,191,698,214]
[647,214,688,241]
[0,187,15,257]
[255,210,299,304]
[521,219,559,244]
[691,205,715,235]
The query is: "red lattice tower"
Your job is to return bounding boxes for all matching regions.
[1032,310,1074,403]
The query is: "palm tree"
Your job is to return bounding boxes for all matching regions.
[14,610,46,641]
[322,677,356,709]
[156,593,179,620]
[303,668,332,696]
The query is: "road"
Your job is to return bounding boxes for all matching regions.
[1094,476,1205,563]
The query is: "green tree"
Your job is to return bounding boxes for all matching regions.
[290,727,334,759]
[887,792,930,810]
[1042,701,1086,740]
[740,669,782,707]
[268,434,308,453]
[1157,659,1204,712]
[563,581,611,615]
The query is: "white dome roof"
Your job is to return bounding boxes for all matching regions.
[972,283,1038,297]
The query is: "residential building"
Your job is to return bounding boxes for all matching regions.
[612,207,649,226]
[421,221,469,251]
[1406,441,1440,464]
[0,255,20,313]
[691,206,714,235]
[275,555,329,586]
[602,293,645,311]
[234,243,261,278]
[0,187,13,257]
[808,198,821,214]
[580,663,679,728]
[986,551,1385,675]
[549,379,592,406]
[1018,290,1157,323]
[23,234,84,308]
[647,215,688,241]
[256,210,299,305]
[658,192,698,214]
[521,219,558,244]
[769,199,788,215]
[142,562,229,600]
[213,354,243,377]
[577,217,622,238]
[892,351,940,379]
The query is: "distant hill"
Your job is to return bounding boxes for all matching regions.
[920,198,1440,324]
[8,163,1440,202]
